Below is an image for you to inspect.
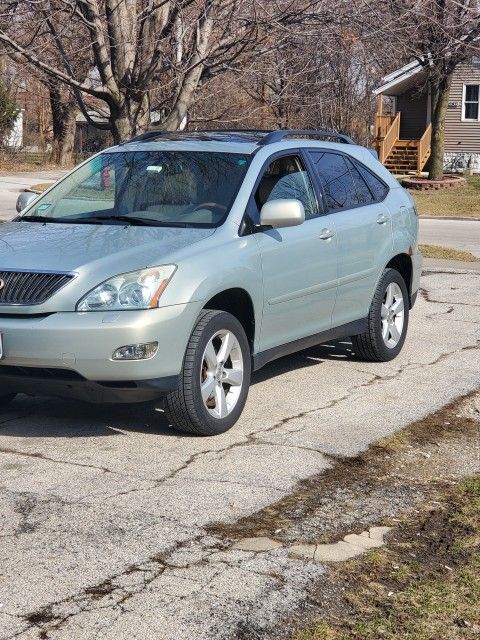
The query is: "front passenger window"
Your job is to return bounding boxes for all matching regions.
[255,155,318,220]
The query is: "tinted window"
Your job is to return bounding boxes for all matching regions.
[255,155,318,220]
[354,161,388,201]
[347,158,374,205]
[309,152,358,211]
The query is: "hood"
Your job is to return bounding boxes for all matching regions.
[0,221,215,274]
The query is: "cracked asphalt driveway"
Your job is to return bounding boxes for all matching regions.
[0,268,479,640]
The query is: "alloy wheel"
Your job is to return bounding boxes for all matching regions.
[200,330,244,419]
[381,282,405,348]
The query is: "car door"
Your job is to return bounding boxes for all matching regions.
[308,151,393,328]
[251,152,338,353]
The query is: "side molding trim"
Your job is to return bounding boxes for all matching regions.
[252,317,368,371]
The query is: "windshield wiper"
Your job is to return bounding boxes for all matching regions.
[17,214,188,227]
[18,215,71,224]
[82,215,189,227]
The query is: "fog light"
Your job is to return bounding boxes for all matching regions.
[112,342,158,361]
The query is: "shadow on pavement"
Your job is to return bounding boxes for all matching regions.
[0,340,357,438]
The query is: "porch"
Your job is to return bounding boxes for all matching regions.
[374,108,432,174]
[373,61,432,174]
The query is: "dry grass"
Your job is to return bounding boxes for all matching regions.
[290,394,480,640]
[410,175,480,218]
[419,244,480,262]
[29,183,54,192]
[293,476,480,640]
[0,161,61,172]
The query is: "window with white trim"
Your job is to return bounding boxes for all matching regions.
[463,84,480,121]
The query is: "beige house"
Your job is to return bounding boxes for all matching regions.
[373,57,480,174]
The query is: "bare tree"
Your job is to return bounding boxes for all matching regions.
[192,3,386,144]
[365,0,480,179]
[47,79,78,165]
[0,0,277,142]
[417,0,480,179]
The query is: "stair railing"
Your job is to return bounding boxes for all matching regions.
[375,114,394,139]
[378,112,401,164]
[417,123,432,173]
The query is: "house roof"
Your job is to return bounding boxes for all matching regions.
[374,59,428,96]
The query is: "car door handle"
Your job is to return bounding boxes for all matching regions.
[319,228,335,240]
[376,214,389,225]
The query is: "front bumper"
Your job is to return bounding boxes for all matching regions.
[0,368,180,403]
[0,303,200,402]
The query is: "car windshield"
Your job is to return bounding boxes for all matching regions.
[20,150,251,227]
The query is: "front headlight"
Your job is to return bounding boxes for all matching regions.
[77,266,176,311]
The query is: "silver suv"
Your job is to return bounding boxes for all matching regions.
[0,130,421,435]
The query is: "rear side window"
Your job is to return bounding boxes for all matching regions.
[308,151,358,211]
[347,160,375,205]
[354,161,388,201]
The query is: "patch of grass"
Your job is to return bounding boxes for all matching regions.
[28,182,54,192]
[292,477,480,640]
[410,174,480,218]
[419,243,480,262]
[0,161,59,172]
[374,429,411,452]
[293,622,338,640]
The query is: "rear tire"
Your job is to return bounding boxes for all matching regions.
[164,310,251,436]
[351,268,409,362]
[0,393,16,408]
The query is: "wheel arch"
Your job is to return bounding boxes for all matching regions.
[203,288,256,351]
[385,253,413,307]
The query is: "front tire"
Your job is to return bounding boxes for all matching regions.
[351,268,409,362]
[164,310,251,436]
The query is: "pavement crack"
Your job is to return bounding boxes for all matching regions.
[420,286,480,307]
[161,447,217,482]
[0,447,117,475]
[16,535,205,638]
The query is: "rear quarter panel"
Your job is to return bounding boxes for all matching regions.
[389,186,422,297]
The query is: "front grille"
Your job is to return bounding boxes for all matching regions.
[0,270,74,305]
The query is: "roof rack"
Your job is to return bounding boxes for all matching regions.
[127,128,355,146]
[128,129,270,144]
[257,130,354,145]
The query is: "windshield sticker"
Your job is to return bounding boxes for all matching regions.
[37,203,51,212]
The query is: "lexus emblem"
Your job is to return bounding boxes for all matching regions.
[0,279,4,291]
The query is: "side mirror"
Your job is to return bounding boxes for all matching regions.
[16,190,39,213]
[259,199,305,229]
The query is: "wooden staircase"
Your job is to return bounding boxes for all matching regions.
[374,111,432,175]
[384,140,419,174]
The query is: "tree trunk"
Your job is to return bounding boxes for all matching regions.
[49,84,77,167]
[110,93,151,144]
[428,73,453,181]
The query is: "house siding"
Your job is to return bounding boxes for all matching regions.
[396,88,428,139]
[445,60,480,154]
